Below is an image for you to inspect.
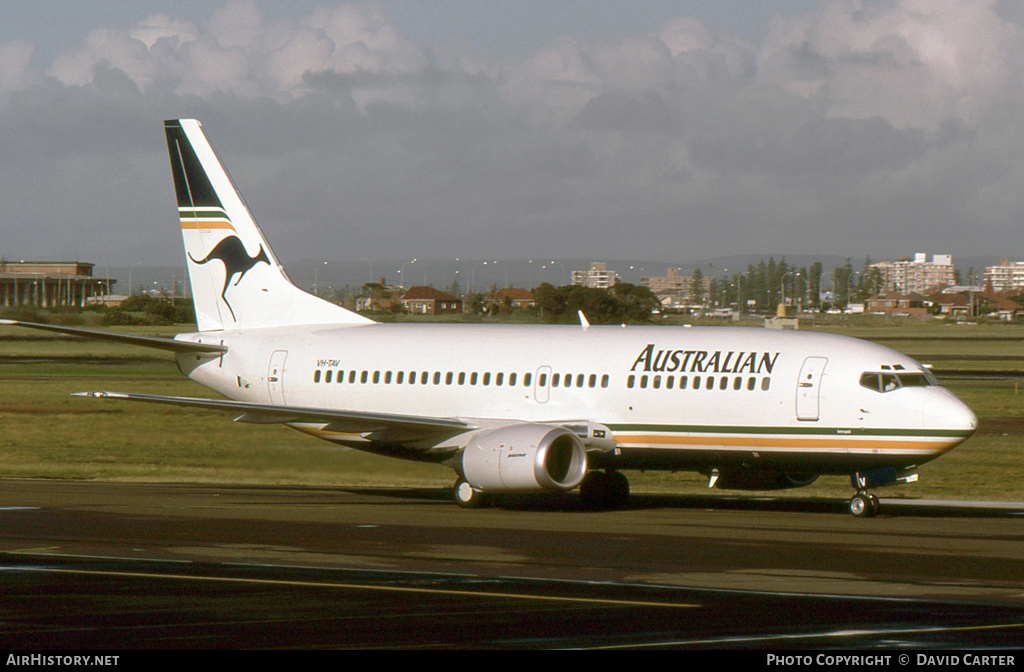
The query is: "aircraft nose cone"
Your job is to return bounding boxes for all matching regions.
[926,388,977,436]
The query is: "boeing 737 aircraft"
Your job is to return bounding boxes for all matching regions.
[4,119,978,517]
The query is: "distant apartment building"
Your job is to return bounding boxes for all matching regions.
[984,259,1024,293]
[640,268,693,296]
[870,253,955,295]
[571,262,619,289]
[0,260,114,308]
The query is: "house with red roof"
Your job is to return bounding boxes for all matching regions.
[400,286,462,315]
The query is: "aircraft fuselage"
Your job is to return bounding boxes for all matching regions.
[176,323,977,475]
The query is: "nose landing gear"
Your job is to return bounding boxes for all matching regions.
[848,491,880,517]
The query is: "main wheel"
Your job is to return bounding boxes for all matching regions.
[579,471,630,510]
[453,478,487,509]
[578,471,609,509]
[605,471,630,509]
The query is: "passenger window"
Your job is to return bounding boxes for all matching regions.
[326,370,333,383]
[373,371,380,384]
[509,372,517,386]
[337,370,345,384]
[458,372,466,385]
[313,370,321,383]
[653,375,661,389]
[483,373,491,386]
[692,376,701,389]
[384,371,391,384]
[627,375,635,389]
[705,376,714,390]
[524,373,532,386]
[601,374,609,388]
[761,377,771,391]
[495,373,503,386]
[361,371,368,384]
[747,377,756,391]
[432,372,440,385]
[576,374,584,387]
[719,376,728,390]
[396,371,404,384]
[552,373,560,387]
[678,375,687,389]
[538,373,547,387]
[733,376,742,390]
[445,372,453,385]
[588,374,596,388]
[349,371,356,384]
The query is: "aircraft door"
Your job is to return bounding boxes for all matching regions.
[796,356,828,421]
[534,366,552,403]
[268,350,288,404]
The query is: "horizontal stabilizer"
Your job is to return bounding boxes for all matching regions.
[1,320,227,354]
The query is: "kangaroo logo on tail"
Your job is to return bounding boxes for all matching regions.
[188,235,270,321]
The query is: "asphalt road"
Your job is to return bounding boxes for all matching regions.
[2,480,1023,649]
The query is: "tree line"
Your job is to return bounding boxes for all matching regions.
[696,257,890,313]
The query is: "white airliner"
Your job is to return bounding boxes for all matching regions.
[4,119,977,517]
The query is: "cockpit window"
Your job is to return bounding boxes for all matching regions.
[897,373,930,387]
[860,369,935,393]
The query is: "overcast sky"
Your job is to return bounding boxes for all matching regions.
[1,0,1023,266]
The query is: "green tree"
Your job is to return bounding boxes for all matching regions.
[690,267,705,306]
[833,259,854,307]
[808,261,823,310]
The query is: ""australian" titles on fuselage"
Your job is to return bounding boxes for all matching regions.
[631,344,779,375]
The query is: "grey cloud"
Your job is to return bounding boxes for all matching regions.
[1,0,1023,268]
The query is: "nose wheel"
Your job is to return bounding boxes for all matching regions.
[849,492,880,517]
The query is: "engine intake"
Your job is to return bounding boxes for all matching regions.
[459,424,588,493]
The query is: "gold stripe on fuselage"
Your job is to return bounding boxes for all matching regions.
[612,432,959,455]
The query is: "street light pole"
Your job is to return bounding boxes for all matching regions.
[399,258,417,289]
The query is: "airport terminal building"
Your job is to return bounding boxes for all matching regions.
[0,260,114,308]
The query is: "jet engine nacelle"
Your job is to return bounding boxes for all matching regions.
[713,470,819,491]
[459,424,588,493]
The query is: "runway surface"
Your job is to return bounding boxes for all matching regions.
[2,480,1024,649]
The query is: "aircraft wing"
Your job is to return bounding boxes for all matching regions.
[73,391,474,438]
[1,320,227,355]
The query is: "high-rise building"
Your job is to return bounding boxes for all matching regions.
[640,268,693,296]
[870,253,955,294]
[985,259,1024,293]
[571,262,619,289]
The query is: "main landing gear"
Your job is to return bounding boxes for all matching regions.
[453,477,489,509]
[848,491,880,518]
[578,470,630,510]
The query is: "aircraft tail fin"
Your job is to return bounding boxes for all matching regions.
[164,119,373,331]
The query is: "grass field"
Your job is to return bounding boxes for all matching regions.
[1,319,1022,501]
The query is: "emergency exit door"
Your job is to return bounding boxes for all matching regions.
[268,350,288,405]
